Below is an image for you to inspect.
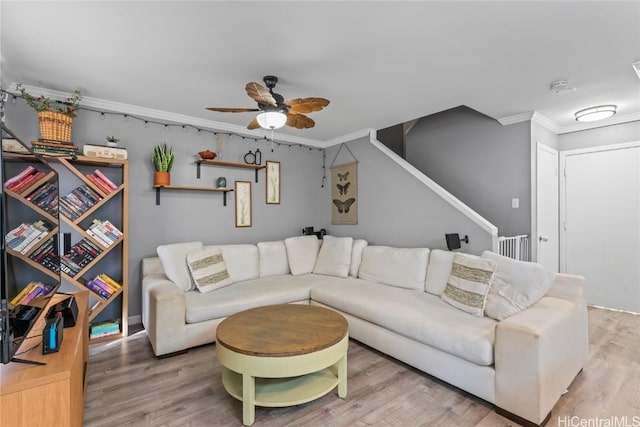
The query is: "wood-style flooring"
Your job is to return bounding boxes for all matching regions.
[84,306,640,426]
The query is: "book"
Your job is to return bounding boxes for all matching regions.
[75,185,102,204]
[94,169,118,190]
[10,282,37,306]
[92,276,118,294]
[86,229,111,248]
[84,280,112,300]
[27,182,56,202]
[4,166,36,189]
[89,329,120,339]
[11,171,46,194]
[85,174,112,194]
[97,273,122,290]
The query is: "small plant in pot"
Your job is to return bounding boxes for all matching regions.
[152,144,175,186]
[106,136,120,147]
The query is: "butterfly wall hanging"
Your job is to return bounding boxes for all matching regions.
[329,144,358,225]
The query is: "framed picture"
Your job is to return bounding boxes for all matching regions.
[235,181,252,227]
[266,160,281,204]
[331,161,357,224]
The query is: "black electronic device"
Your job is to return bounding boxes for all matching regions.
[42,313,63,354]
[445,233,469,251]
[46,295,78,328]
[301,226,327,239]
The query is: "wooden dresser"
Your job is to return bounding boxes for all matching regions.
[0,291,89,427]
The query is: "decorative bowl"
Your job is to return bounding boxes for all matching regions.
[199,150,216,160]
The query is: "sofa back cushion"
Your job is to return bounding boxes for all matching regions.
[205,244,259,282]
[358,246,430,290]
[257,240,290,277]
[284,236,321,275]
[313,235,353,278]
[156,241,203,291]
[349,239,368,277]
[425,249,457,295]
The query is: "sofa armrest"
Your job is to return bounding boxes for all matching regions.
[494,295,588,425]
[142,273,187,356]
[545,273,586,303]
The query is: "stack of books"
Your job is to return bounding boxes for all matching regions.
[5,220,52,254]
[86,219,123,248]
[3,166,47,195]
[59,238,102,277]
[85,169,118,194]
[29,238,59,273]
[84,273,121,300]
[31,140,79,156]
[9,282,56,307]
[25,182,59,216]
[59,185,103,220]
[90,318,121,339]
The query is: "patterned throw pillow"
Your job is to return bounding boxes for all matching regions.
[441,253,496,316]
[186,248,233,293]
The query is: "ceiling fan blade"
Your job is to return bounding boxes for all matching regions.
[245,82,277,107]
[247,118,260,130]
[284,97,330,114]
[206,107,260,113]
[286,113,315,129]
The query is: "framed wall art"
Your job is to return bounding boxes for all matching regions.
[331,161,358,224]
[235,180,252,227]
[266,160,280,204]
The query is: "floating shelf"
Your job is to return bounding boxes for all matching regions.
[195,159,265,182]
[153,184,233,206]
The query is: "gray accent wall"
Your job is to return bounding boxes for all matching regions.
[6,101,326,317]
[405,106,531,237]
[559,120,640,151]
[321,136,494,254]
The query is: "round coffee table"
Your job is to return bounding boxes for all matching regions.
[216,304,348,426]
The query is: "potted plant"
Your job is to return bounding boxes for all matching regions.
[106,136,120,147]
[17,83,82,143]
[152,144,175,186]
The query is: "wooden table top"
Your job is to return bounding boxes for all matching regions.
[216,304,348,357]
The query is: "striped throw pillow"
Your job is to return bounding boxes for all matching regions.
[186,248,233,293]
[441,253,496,316]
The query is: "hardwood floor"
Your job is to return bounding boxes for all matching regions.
[84,306,640,426]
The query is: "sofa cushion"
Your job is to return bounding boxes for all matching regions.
[284,236,321,275]
[358,246,430,290]
[425,249,456,295]
[205,244,259,282]
[184,274,338,323]
[313,236,353,278]
[157,241,203,291]
[186,247,233,293]
[349,239,368,277]
[442,254,496,316]
[257,240,290,277]
[482,251,556,321]
[311,278,497,366]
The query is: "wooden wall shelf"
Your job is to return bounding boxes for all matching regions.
[153,185,233,206]
[195,159,265,182]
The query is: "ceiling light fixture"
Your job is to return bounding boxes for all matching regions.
[256,111,287,130]
[574,105,617,122]
[633,61,640,80]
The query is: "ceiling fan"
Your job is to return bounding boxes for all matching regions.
[206,75,330,130]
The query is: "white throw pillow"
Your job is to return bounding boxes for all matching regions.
[481,251,556,321]
[156,241,203,291]
[349,239,368,277]
[358,246,430,290]
[441,253,496,316]
[207,244,259,282]
[257,241,290,277]
[186,248,233,293]
[284,236,321,275]
[313,236,353,278]
[424,249,457,295]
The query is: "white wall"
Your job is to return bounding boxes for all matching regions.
[559,120,640,151]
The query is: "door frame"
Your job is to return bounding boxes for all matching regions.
[536,143,559,271]
[559,140,640,273]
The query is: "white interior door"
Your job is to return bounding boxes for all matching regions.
[536,144,559,272]
[560,142,640,312]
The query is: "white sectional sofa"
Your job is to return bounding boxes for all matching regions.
[141,235,588,426]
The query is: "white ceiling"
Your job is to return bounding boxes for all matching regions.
[2,1,639,145]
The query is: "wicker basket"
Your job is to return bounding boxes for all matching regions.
[38,111,73,143]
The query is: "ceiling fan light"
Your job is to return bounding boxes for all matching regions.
[575,105,617,122]
[256,111,287,129]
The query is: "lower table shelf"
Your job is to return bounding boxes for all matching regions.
[153,185,233,206]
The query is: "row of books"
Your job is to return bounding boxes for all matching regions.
[90,318,121,339]
[5,220,52,254]
[60,238,103,277]
[31,140,79,156]
[3,165,47,195]
[59,185,103,220]
[25,182,59,216]
[86,169,118,195]
[86,219,123,248]
[9,281,56,307]
[84,273,122,301]
[28,238,60,273]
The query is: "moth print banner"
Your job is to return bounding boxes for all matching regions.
[331,161,357,224]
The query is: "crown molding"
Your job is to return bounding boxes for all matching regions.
[557,111,640,134]
[497,111,534,126]
[323,128,372,148]
[531,112,561,134]
[12,83,326,148]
